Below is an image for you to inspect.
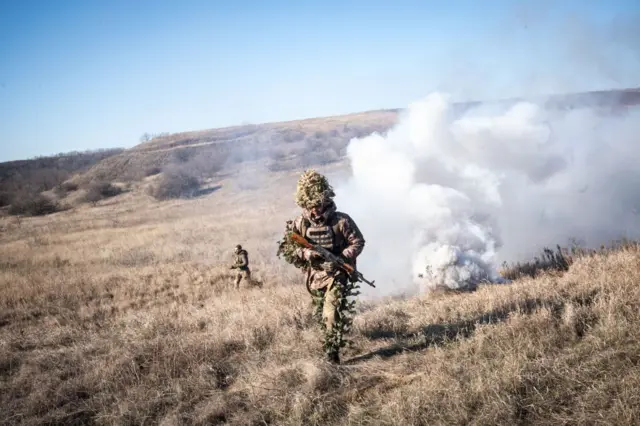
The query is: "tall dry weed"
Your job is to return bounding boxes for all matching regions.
[2,178,640,425]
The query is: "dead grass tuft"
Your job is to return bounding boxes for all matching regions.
[2,173,640,425]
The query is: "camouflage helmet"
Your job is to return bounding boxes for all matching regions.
[295,169,335,209]
[235,244,242,252]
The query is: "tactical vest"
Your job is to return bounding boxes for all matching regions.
[300,217,344,255]
[234,250,249,270]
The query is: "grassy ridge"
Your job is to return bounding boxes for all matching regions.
[1,172,639,425]
[3,88,640,424]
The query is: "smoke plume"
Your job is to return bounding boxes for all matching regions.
[334,92,640,298]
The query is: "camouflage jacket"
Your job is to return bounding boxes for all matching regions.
[233,250,249,270]
[291,202,365,267]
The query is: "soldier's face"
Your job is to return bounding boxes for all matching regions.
[310,205,323,217]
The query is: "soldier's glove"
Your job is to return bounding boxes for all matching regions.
[341,249,356,261]
[295,248,324,268]
[301,249,322,262]
[321,261,339,274]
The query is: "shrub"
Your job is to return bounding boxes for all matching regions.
[53,181,79,196]
[0,191,12,208]
[145,167,162,177]
[61,181,79,192]
[83,181,123,205]
[147,167,200,200]
[8,193,60,216]
[172,149,192,163]
[266,148,291,172]
[499,245,571,280]
[280,128,305,143]
[183,151,226,179]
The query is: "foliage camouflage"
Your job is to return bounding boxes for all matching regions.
[294,169,335,209]
[276,220,311,270]
[279,169,365,362]
[313,280,361,358]
[277,220,362,360]
[309,289,325,324]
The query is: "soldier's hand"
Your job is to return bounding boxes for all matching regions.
[341,249,356,261]
[321,261,338,273]
[304,249,322,261]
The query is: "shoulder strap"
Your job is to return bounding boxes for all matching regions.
[330,214,344,249]
[300,218,310,238]
[332,216,342,236]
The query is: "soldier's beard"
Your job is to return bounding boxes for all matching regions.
[309,210,322,223]
[306,200,336,225]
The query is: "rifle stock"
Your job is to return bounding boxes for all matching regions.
[289,232,375,287]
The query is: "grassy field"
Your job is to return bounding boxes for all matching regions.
[2,160,640,426]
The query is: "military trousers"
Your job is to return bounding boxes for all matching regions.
[307,269,351,360]
[234,268,251,288]
[321,279,344,332]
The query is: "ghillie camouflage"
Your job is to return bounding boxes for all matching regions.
[311,272,361,359]
[276,220,311,271]
[277,169,366,363]
[295,169,336,209]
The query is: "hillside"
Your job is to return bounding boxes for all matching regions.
[2,87,639,219]
[133,109,398,152]
[0,110,396,217]
[81,87,640,184]
[2,87,640,424]
[78,109,397,185]
[0,149,124,210]
[1,167,639,424]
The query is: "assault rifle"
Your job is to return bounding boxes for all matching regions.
[289,232,376,287]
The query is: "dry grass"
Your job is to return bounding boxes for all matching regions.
[133,110,398,152]
[2,168,640,425]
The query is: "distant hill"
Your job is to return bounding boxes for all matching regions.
[1,88,638,215]
[452,87,640,114]
[79,109,397,185]
[132,109,397,153]
[75,87,640,186]
[0,149,124,209]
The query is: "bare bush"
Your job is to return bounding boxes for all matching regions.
[140,131,170,143]
[500,246,571,280]
[0,191,12,207]
[172,148,193,163]
[497,240,640,280]
[82,181,124,205]
[296,146,341,169]
[0,148,123,206]
[3,160,640,424]
[53,181,79,197]
[181,150,227,180]
[266,148,292,172]
[7,193,60,216]
[147,166,200,200]
[280,128,306,143]
[145,166,162,177]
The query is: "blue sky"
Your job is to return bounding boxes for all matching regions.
[1,0,639,161]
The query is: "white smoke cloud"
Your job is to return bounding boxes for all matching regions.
[334,92,640,298]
